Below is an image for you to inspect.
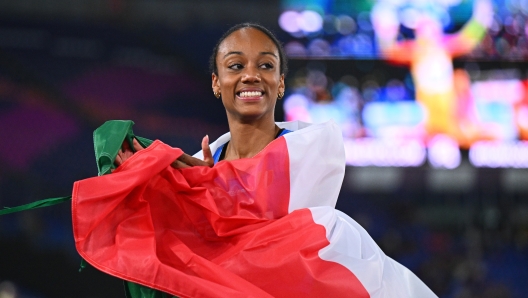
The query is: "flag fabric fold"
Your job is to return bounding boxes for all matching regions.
[72,120,437,298]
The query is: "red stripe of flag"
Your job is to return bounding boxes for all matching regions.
[73,139,368,297]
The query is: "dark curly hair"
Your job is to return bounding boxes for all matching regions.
[208,23,288,76]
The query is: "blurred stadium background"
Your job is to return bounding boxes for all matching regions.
[0,0,527,297]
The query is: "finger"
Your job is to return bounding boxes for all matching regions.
[115,154,123,166]
[124,151,134,160]
[178,153,209,167]
[201,135,214,166]
[171,159,191,169]
[122,140,131,151]
[132,138,145,152]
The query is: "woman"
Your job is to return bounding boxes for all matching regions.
[73,23,436,297]
[116,23,287,168]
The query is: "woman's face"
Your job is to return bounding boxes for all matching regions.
[212,28,285,122]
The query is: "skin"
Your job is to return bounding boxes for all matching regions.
[212,27,285,161]
[115,27,285,167]
[114,137,213,169]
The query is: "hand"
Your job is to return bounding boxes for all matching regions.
[114,138,145,167]
[113,135,214,170]
[171,135,214,169]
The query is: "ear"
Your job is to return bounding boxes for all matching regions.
[278,74,285,94]
[212,73,220,93]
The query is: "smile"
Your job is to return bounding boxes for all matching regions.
[237,91,264,98]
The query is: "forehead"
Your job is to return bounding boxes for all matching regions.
[217,28,279,57]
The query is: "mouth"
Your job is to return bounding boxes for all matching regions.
[236,90,264,100]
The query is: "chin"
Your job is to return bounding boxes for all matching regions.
[234,109,273,123]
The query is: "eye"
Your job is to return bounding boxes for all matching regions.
[260,63,274,69]
[228,63,243,70]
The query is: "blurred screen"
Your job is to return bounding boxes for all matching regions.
[279,0,528,168]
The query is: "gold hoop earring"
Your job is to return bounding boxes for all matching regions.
[278,92,284,100]
[214,91,221,98]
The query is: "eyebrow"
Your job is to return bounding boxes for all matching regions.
[223,51,242,58]
[260,51,278,58]
[223,51,278,59]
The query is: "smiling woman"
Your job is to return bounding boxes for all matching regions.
[90,23,435,298]
[211,24,287,161]
[115,24,289,168]
[0,23,437,298]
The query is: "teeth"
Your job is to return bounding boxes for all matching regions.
[239,91,262,97]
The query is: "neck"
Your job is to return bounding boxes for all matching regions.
[224,115,279,161]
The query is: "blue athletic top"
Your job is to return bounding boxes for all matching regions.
[213,129,292,164]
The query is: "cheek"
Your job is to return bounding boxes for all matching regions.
[217,76,237,90]
[267,78,281,91]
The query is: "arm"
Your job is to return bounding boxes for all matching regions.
[115,136,214,169]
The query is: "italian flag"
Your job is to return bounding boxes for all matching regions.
[72,121,436,298]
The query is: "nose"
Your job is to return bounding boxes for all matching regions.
[241,67,261,83]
